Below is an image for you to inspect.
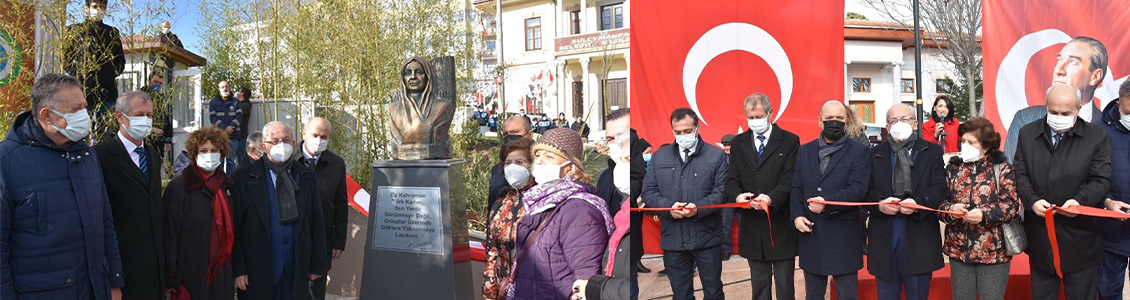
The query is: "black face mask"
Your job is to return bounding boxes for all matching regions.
[822,120,846,141]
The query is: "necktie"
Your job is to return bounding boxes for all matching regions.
[757,135,767,160]
[683,149,691,162]
[1052,133,1064,148]
[135,146,148,179]
[308,157,317,167]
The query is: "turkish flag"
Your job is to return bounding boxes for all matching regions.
[630,0,844,254]
[983,0,1130,134]
[630,0,845,148]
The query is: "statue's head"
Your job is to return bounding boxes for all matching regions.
[401,57,430,94]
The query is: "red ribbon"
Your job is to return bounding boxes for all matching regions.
[806,199,966,217]
[1043,205,1130,277]
[631,200,775,247]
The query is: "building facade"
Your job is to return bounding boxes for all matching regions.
[476,0,630,134]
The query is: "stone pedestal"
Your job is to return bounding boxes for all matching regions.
[360,159,472,300]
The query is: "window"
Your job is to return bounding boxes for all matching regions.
[569,10,581,35]
[525,18,542,51]
[936,79,953,93]
[849,101,875,123]
[604,78,627,109]
[852,78,871,93]
[601,3,623,30]
[901,78,914,93]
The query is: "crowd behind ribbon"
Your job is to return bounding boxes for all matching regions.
[635,80,1130,300]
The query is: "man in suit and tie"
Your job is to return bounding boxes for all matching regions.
[93,91,166,299]
[297,117,348,300]
[791,100,872,300]
[642,108,729,300]
[724,93,801,300]
[865,104,947,300]
[232,121,328,300]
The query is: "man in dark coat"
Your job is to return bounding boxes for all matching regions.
[1014,83,1112,299]
[237,87,254,165]
[232,122,328,300]
[93,91,166,300]
[629,131,649,276]
[724,93,800,300]
[597,109,630,217]
[791,100,871,300]
[1098,81,1130,300]
[209,81,242,173]
[865,104,946,300]
[64,0,125,141]
[1,73,125,300]
[488,116,535,210]
[297,117,348,300]
[642,108,728,300]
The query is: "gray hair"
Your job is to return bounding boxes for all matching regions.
[504,115,532,131]
[115,91,153,114]
[30,73,82,113]
[1120,80,1130,97]
[247,131,263,148]
[1046,83,1082,106]
[744,93,773,114]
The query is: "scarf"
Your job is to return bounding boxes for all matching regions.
[263,158,300,223]
[889,132,918,197]
[186,164,234,283]
[522,178,614,235]
[605,198,629,276]
[818,135,847,174]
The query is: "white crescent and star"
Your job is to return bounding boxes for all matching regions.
[683,22,793,126]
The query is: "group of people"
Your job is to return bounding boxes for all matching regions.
[640,78,1130,300]
[2,73,349,300]
[480,110,634,300]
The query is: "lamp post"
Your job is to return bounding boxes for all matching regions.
[913,0,924,130]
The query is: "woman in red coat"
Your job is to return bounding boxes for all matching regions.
[922,95,961,152]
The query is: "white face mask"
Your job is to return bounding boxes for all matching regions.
[613,161,630,195]
[608,142,623,161]
[1047,113,1076,133]
[124,115,152,141]
[196,152,222,172]
[305,137,328,156]
[268,143,293,163]
[1119,111,1130,131]
[221,90,232,98]
[532,161,571,185]
[747,117,770,134]
[49,108,92,142]
[674,130,697,150]
[504,164,530,188]
[86,7,105,22]
[960,143,981,163]
[889,121,913,142]
[161,27,171,34]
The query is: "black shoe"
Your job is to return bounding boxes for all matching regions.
[636,262,652,273]
[721,252,731,261]
[658,269,668,276]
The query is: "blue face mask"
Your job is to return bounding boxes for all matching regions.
[150,84,161,92]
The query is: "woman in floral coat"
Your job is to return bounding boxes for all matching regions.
[483,138,536,300]
[938,117,1021,300]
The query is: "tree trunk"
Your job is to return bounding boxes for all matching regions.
[965,66,977,117]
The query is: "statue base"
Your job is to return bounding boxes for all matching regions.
[360,159,472,300]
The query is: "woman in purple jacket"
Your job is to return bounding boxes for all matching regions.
[509,128,614,300]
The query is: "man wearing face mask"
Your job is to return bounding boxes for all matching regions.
[1097,81,1130,299]
[864,104,947,300]
[597,109,630,217]
[723,93,801,300]
[642,108,729,300]
[791,100,872,300]
[247,131,264,161]
[209,80,242,173]
[231,121,328,300]
[1014,83,1112,299]
[64,0,125,142]
[296,117,348,300]
[2,73,125,300]
[93,91,166,300]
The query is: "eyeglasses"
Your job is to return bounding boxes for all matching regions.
[887,116,915,125]
[263,137,294,145]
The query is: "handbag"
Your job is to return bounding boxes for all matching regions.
[993,163,1027,256]
[497,208,557,300]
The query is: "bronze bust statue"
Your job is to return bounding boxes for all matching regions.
[389,56,455,160]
